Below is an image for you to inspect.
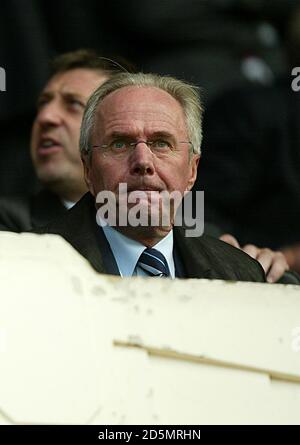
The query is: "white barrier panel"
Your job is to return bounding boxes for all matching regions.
[0,232,300,424]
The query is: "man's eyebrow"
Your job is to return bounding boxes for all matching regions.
[36,92,53,107]
[107,131,175,138]
[106,131,133,139]
[149,131,175,139]
[37,90,86,105]
[62,91,86,102]
[37,91,52,101]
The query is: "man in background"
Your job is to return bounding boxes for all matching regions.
[0,49,133,230]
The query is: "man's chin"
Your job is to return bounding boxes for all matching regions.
[117,202,175,229]
[36,169,63,184]
[35,163,73,188]
[117,224,172,245]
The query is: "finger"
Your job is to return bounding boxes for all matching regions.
[219,234,240,249]
[242,244,259,259]
[265,252,289,283]
[254,248,274,275]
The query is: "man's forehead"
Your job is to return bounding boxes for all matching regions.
[94,86,188,138]
[98,86,185,119]
[41,68,107,98]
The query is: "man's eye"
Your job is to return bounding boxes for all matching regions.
[152,140,171,149]
[111,140,127,150]
[36,98,49,109]
[68,99,84,109]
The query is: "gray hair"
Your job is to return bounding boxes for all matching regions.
[79,72,203,158]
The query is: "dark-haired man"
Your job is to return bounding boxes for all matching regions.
[0,49,132,231]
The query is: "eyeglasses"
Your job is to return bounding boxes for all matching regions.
[92,138,193,158]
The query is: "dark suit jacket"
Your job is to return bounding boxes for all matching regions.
[34,192,266,282]
[1,190,299,283]
[0,189,66,232]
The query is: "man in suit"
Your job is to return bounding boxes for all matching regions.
[35,72,267,282]
[0,49,133,231]
[0,56,292,283]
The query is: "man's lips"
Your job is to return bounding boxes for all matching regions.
[126,186,163,193]
[37,137,62,157]
[37,145,62,156]
[119,188,165,207]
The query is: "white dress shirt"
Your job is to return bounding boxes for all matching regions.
[101,223,175,278]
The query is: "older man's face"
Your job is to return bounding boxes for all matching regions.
[84,86,199,233]
[30,68,108,196]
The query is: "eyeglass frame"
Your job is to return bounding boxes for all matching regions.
[92,139,194,155]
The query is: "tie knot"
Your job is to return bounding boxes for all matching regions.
[137,248,170,277]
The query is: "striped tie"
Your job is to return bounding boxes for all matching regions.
[137,248,170,277]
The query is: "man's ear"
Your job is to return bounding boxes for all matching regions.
[81,154,96,196]
[186,154,200,191]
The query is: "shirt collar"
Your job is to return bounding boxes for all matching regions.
[101,223,175,277]
[62,199,76,210]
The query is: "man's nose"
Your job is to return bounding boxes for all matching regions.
[129,141,155,176]
[36,101,62,127]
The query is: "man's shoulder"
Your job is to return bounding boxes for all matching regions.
[0,194,31,232]
[174,228,266,282]
[0,189,65,232]
[33,192,106,274]
[34,192,95,236]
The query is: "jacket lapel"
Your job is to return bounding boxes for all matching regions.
[31,189,67,229]
[173,226,213,279]
[55,193,119,275]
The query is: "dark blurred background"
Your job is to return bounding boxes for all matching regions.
[0,0,300,197]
